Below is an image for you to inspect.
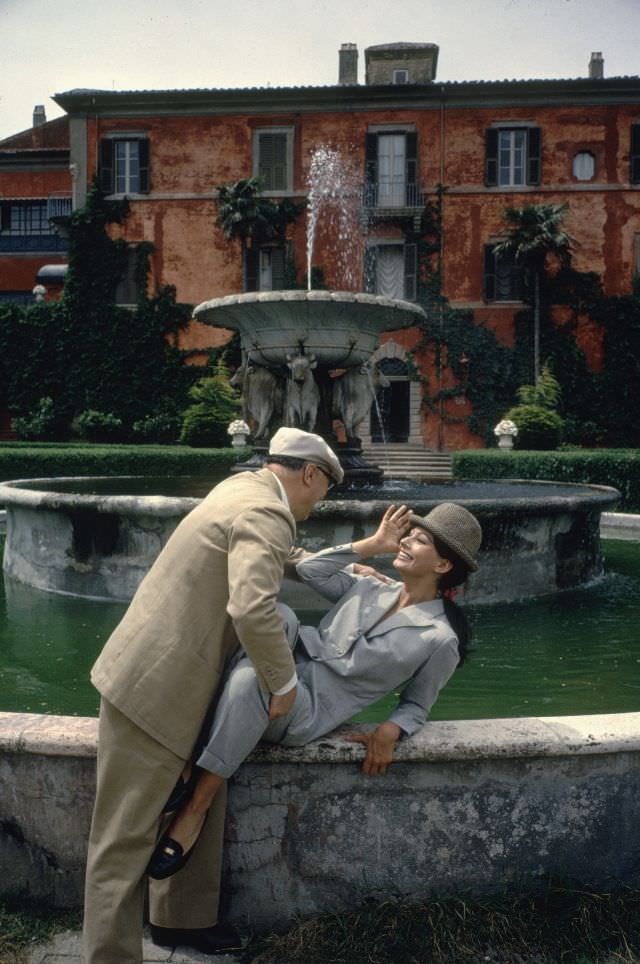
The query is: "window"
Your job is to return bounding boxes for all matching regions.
[244,246,285,291]
[0,200,68,252]
[364,131,419,207]
[484,245,524,301]
[631,124,640,184]
[115,249,140,306]
[485,127,541,187]
[253,129,293,193]
[393,69,409,84]
[99,138,150,194]
[573,152,595,181]
[364,243,417,301]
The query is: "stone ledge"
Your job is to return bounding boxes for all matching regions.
[1,710,639,763]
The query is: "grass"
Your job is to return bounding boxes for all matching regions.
[244,885,640,963]
[0,899,80,964]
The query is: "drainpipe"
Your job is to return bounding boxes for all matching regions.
[437,86,446,452]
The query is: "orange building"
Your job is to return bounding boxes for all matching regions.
[5,44,640,448]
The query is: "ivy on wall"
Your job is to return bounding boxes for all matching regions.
[0,184,198,438]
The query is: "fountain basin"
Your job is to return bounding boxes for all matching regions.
[192,290,425,367]
[0,477,619,603]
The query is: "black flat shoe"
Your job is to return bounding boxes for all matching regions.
[147,812,208,880]
[149,921,242,953]
[162,765,200,814]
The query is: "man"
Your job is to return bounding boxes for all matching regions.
[82,427,343,964]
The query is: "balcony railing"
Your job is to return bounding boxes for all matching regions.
[363,180,426,210]
[47,194,72,219]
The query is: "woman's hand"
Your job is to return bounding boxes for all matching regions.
[346,721,401,776]
[371,504,412,555]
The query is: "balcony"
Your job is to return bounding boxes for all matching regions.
[0,195,71,252]
[363,180,426,229]
[0,234,69,253]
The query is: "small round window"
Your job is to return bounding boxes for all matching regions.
[573,151,595,181]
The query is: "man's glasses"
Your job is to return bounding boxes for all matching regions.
[314,465,335,490]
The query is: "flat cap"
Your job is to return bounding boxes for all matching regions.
[268,427,344,484]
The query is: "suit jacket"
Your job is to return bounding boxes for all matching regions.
[294,546,460,739]
[91,468,302,758]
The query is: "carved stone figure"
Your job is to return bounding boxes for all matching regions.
[332,362,390,440]
[285,353,320,433]
[230,362,283,440]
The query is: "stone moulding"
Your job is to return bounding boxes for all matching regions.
[1,710,639,929]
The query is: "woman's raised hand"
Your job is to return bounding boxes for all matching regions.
[372,504,412,554]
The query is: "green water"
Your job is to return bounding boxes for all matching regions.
[0,540,638,720]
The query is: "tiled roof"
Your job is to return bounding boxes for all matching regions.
[0,116,69,150]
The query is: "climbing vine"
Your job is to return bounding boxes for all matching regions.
[0,182,198,439]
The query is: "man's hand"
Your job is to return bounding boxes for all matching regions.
[352,563,393,583]
[268,685,297,721]
[346,721,401,776]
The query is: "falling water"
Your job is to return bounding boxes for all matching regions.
[306,146,365,291]
[364,365,391,474]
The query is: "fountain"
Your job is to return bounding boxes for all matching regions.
[0,146,621,602]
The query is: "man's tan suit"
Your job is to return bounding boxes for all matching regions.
[83,468,302,964]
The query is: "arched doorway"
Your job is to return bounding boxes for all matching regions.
[370,357,410,442]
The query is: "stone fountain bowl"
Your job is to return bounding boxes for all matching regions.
[192,290,426,367]
[0,476,620,604]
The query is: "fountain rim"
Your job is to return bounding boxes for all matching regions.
[0,475,620,520]
[192,289,427,316]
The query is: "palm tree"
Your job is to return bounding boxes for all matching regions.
[492,203,575,383]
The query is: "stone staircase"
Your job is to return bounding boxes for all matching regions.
[361,443,453,481]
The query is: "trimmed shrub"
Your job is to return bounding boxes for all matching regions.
[504,403,564,450]
[73,410,123,443]
[132,413,182,444]
[452,448,640,510]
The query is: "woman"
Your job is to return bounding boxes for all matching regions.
[148,501,481,880]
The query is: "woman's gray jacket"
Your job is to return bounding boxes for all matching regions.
[294,545,460,737]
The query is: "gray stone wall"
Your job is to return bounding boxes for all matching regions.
[1,711,639,931]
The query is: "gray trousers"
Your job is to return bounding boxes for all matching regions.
[197,605,313,778]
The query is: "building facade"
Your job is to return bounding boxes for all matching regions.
[4,45,640,448]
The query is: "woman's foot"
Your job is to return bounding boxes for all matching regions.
[148,770,224,880]
[162,762,199,814]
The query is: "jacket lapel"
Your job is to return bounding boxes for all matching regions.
[366,596,445,636]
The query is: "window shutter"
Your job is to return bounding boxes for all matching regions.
[244,248,259,292]
[99,139,114,193]
[259,133,288,191]
[404,243,418,301]
[527,127,541,185]
[485,129,498,186]
[630,124,640,183]
[271,247,285,290]
[0,203,10,233]
[405,132,417,205]
[365,133,378,204]
[484,246,496,301]
[138,139,150,193]
[364,246,377,293]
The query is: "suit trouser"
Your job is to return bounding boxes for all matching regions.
[83,699,227,964]
[197,605,315,778]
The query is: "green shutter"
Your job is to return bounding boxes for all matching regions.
[364,133,378,205]
[485,129,498,186]
[405,132,417,205]
[271,247,285,289]
[527,127,541,185]
[99,139,114,193]
[259,133,288,191]
[138,139,150,194]
[364,246,377,293]
[484,245,496,301]
[404,243,418,301]
[244,248,259,291]
[631,125,640,183]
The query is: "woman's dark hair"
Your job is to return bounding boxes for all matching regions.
[432,533,472,666]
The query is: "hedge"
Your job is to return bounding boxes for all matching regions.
[453,449,640,511]
[0,443,247,483]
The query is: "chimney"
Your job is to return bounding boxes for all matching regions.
[339,43,358,85]
[33,105,46,127]
[589,52,604,79]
